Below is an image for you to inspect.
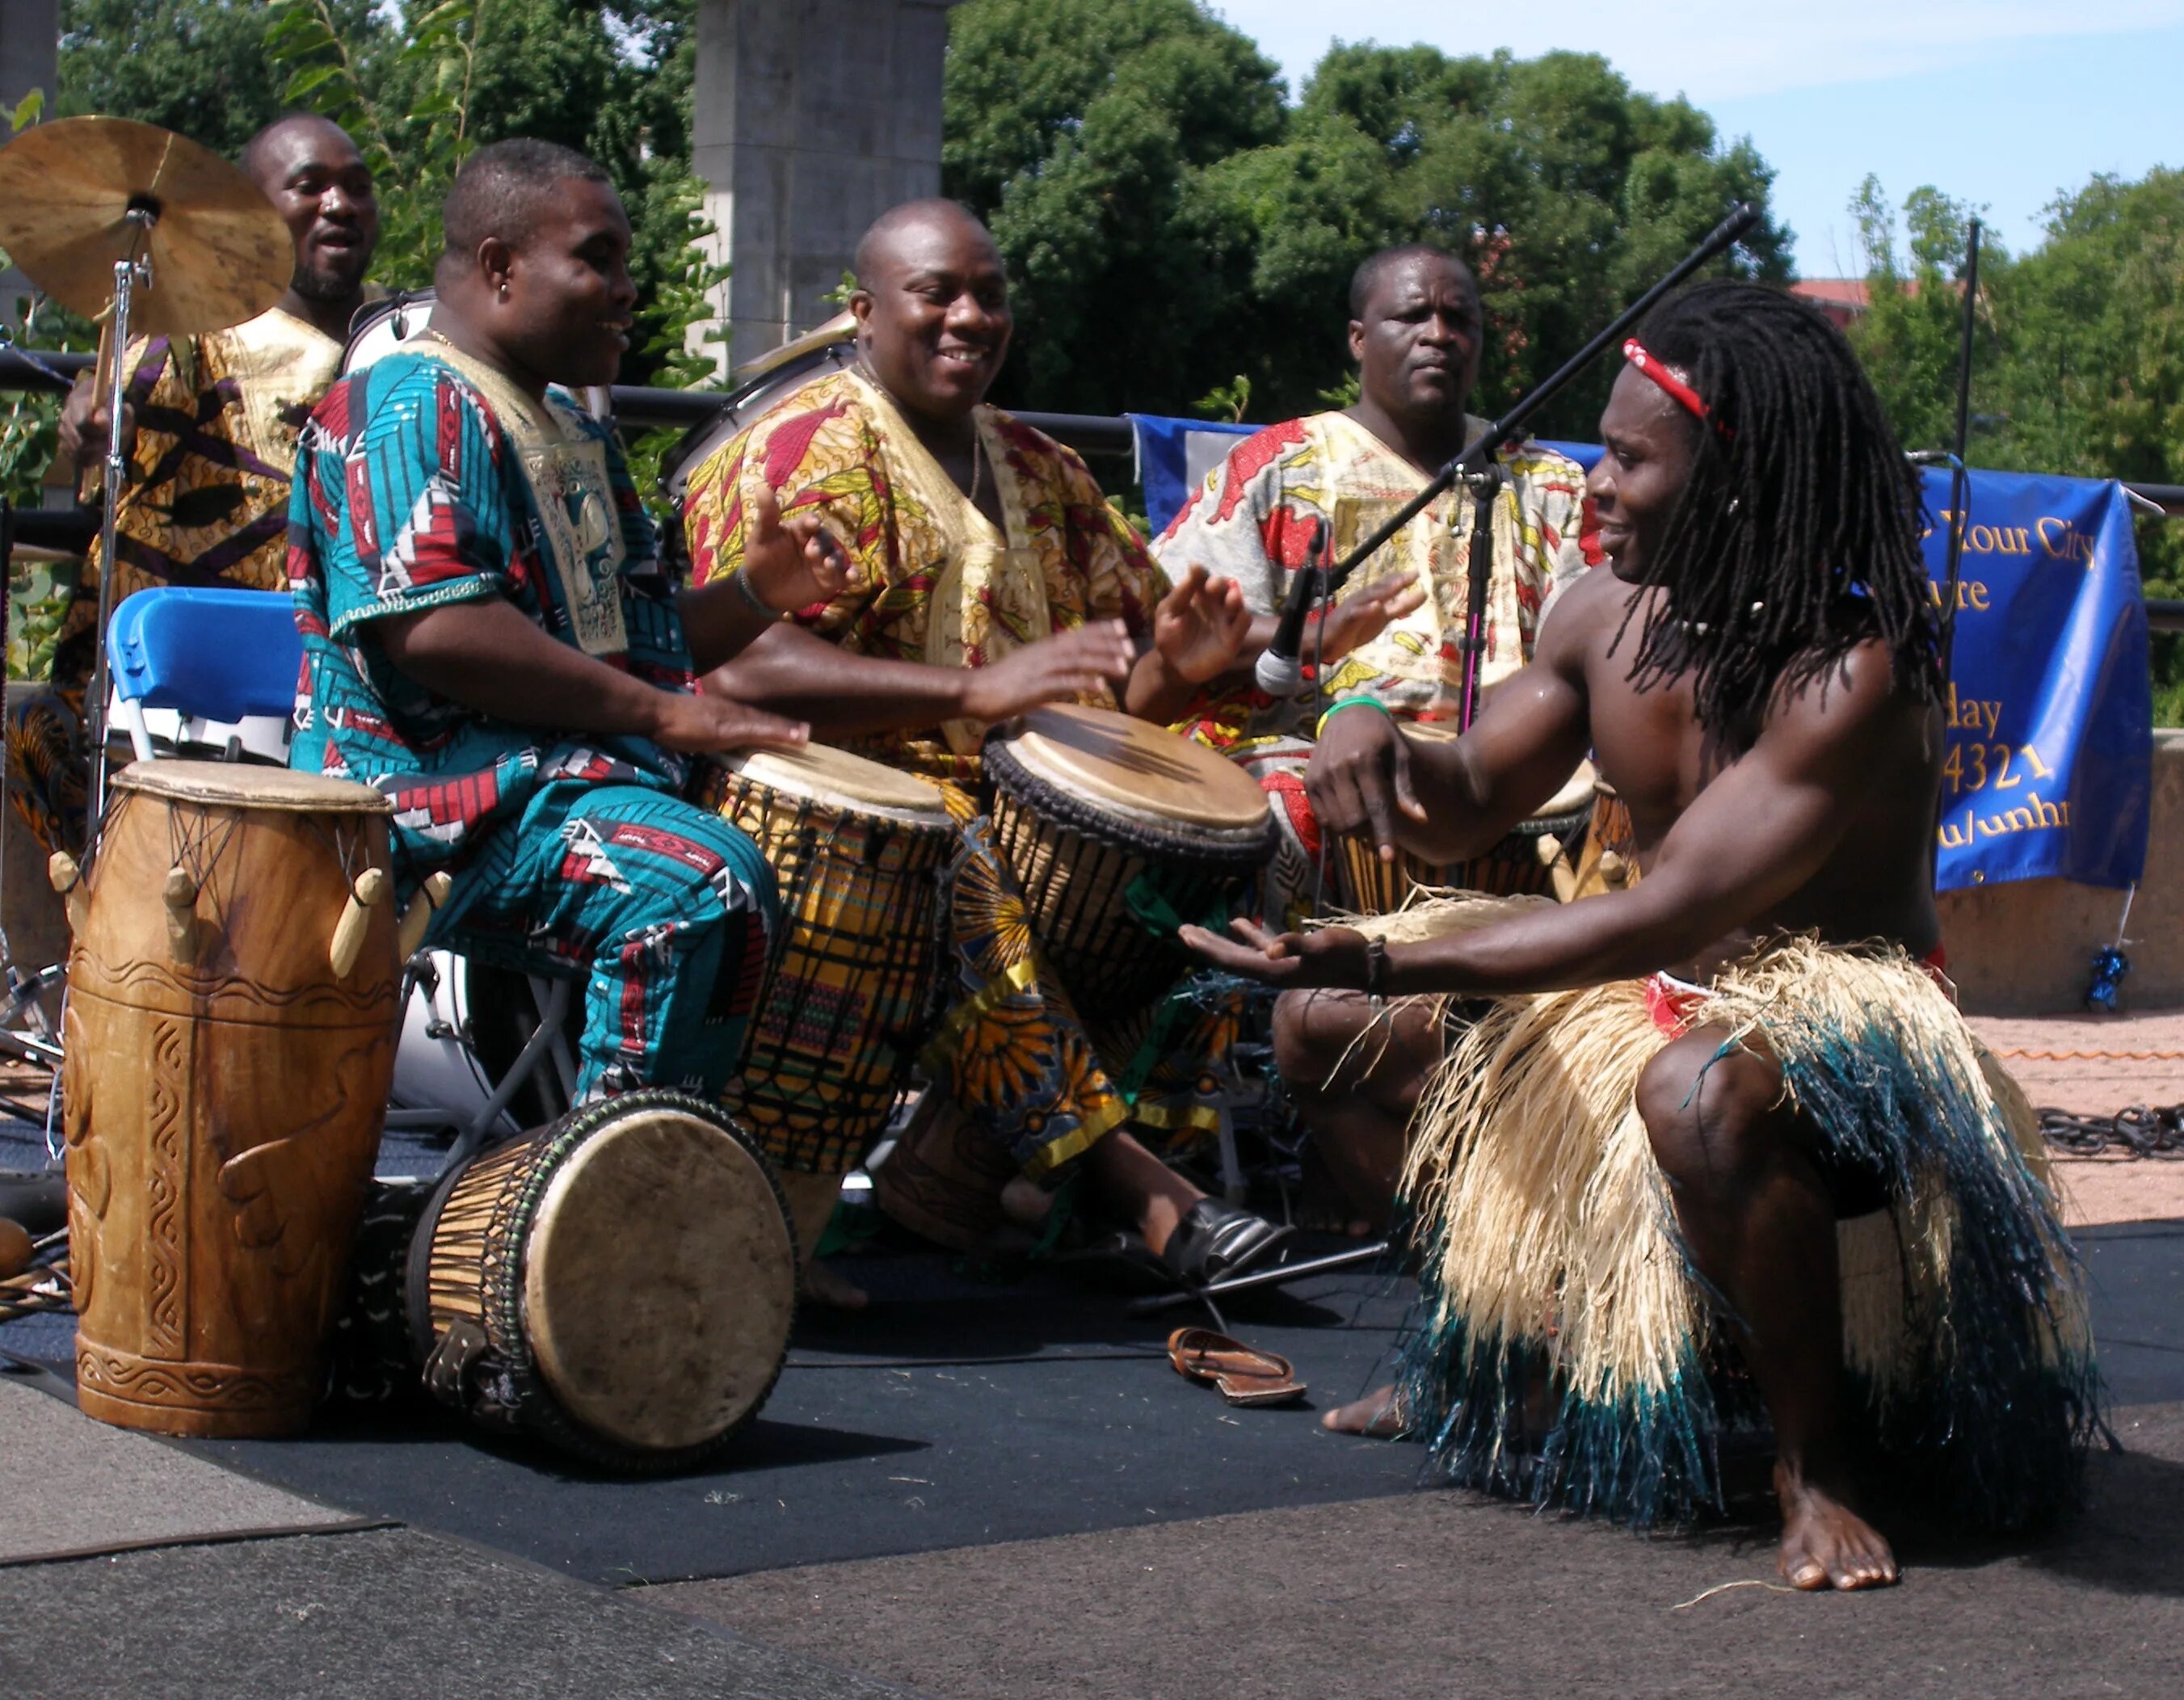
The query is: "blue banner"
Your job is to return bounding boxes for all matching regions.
[1925,469,2148,893]
[1129,417,2150,893]
[1129,414,1255,537]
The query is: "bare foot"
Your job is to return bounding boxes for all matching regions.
[801,1257,869,1311]
[1774,1462,1898,1590]
[1322,1383,1409,1437]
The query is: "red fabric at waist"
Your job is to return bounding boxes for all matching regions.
[1645,943,1950,1037]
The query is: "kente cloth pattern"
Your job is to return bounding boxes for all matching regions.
[427,781,776,1103]
[289,344,697,894]
[680,365,1168,785]
[925,789,1235,1179]
[1357,896,2099,1533]
[55,307,351,680]
[1155,410,1595,748]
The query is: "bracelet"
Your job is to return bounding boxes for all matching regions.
[1364,936,1392,1003]
[730,567,783,619]
[1315,696,1391,740]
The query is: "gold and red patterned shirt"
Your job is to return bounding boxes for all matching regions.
[683,366,1167,784]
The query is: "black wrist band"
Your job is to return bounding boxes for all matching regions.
[1365,936,1391,999]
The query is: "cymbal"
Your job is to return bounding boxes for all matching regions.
[0,116,290,341]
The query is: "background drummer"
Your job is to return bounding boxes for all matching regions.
[8,115,384,859]
[681,199,1293,1290]
[290,139,847,1123]
[1153,244,1597,925]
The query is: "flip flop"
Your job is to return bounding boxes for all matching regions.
[1167,1326,1307,1408]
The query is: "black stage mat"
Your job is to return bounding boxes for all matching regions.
[174,1248,1428,1586]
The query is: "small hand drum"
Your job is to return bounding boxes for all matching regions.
[984,703,1276,1023]
[397,1091,796,1472]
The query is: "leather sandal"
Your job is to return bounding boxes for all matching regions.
[1168,1326,1307,1408]
[1160,1197,1293,1286]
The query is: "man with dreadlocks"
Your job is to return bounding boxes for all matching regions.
[1186,281,2096,1592]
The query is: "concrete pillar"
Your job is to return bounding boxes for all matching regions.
[688,0,958,375]
[0,0,59,330]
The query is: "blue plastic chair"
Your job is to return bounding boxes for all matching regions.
[107,587,302,763]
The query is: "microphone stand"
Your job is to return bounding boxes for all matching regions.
[1456,465,1504,732]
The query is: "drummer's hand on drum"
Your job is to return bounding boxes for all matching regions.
[1151,565,1254,684]
[57,372,135,465]
[1313,570,1425,663]
[1308,701,1426,862]
[652,689,811,755]
[738,484,855,614]
[1179,917,1374,991]
[958,620,1137,723]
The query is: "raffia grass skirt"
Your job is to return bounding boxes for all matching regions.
[1353,894,2099,1531]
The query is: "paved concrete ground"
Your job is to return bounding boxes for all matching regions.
[653,1403,2184,1700]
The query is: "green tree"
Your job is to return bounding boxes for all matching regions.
[943,0,1286,414]
[59,0,389,158]
[1849,170,2184,717]
[1208,45,1794,429]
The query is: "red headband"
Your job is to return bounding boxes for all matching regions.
[1623,338,1727,436]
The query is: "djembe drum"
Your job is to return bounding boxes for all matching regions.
[1331,724,1601,914]
[984,703,1277,1023]
[697,744,955,1176]
[392,1091,796,1472]
[57,764,400,1437]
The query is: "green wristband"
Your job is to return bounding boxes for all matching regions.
[1315,696,1392,740]
[730,566,783,618]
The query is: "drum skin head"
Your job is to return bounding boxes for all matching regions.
[1000,702,1268,832]
[726,743,951,825]
[116,760,392,814]
[523,1104,797,1454]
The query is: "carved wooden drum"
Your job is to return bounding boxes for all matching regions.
[61,763,399,1437]
[401,1091,796,1472]
[984,702,1276,1023]
[1330,725,1600,915]
[698,744,955,1176]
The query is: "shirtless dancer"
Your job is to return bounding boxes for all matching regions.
[1187,282,2094,1591]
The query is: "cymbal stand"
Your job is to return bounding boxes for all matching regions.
[81,200,158,863]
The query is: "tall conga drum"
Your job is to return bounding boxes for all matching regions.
[984,703,1276,1023]
[59,764,400,1437]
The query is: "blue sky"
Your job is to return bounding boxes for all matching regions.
[1220,2,2184,277]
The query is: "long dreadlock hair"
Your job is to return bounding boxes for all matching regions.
[1621,281,1941,743]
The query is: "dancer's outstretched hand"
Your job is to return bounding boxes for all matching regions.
[1179,917,1372,991]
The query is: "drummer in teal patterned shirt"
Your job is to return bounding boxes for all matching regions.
[288,138,853,1100]
[1153,245,1597,924]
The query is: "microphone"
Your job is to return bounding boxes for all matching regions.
[1253,520,1328,697]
